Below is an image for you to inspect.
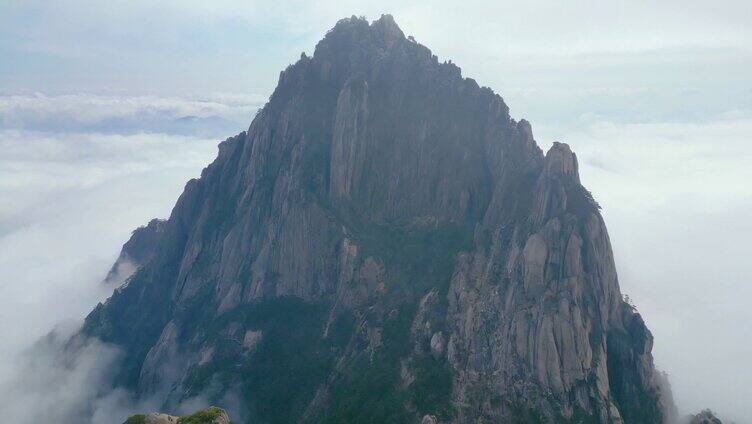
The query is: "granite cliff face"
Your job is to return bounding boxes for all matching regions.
[83,15,669,423]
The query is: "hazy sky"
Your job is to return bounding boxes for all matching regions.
[0,1,750,422]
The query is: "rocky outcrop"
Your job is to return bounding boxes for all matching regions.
[123,406,230,424]
[690,410,723,424]
[83,15,668,423]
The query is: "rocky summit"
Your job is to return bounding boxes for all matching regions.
[689,410,724,424]
[82,15,673,423]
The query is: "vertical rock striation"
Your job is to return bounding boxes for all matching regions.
[82,15,669,423]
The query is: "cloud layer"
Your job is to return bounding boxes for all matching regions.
[0,92,263,136]
[0,94,224,423]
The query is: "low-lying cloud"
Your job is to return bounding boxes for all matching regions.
[0,92,263,136]
[0,323,225,423]
[0,93,749,422]
[0,94,225,423]
[0,325,150,424]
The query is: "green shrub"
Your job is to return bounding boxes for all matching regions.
[123,414,147,424]
[177,406,225,424]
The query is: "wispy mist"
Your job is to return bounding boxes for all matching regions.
[0,325,146,424]
[0,94,235,422]
[0,93,263,136]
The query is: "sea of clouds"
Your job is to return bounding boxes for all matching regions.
[0,91,749,423]
[0,92,261,423]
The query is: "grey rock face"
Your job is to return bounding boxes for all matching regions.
[84,15,668,423]
[443,141,659,421]
[690,410,723,424]
[421,415,438,424]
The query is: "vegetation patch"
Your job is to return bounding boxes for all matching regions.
[178,406,227,424]
[181,297,350,424]
[408,354,453,419]
[322,305,416,424]
[123,415,147,424]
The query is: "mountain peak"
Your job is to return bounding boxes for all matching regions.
[544,141,580,182]
[319,14,411,57]
[371,14,404,43]
[316,14,407,57]
[81,15,668,424]
[374,13,398,26]
[329,14,404,35]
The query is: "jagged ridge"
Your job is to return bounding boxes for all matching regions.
[83,15,669,423]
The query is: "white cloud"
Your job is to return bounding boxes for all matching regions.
[0,93,225,421]
[0,127,219,352]
[0,327,138,424]
[0,93,263,135]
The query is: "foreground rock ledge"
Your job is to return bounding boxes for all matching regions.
[123,406,231,424]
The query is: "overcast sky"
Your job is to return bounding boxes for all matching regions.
[0,1,750,422]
